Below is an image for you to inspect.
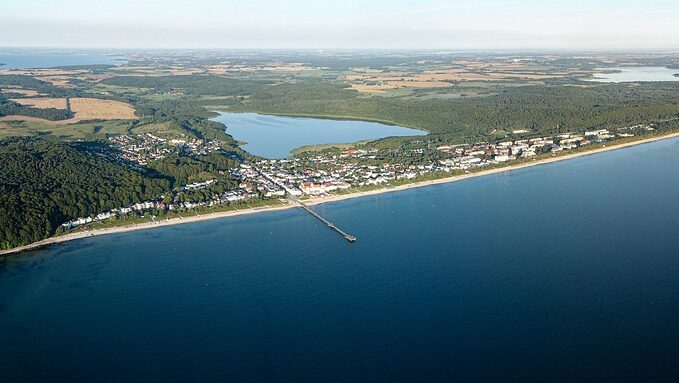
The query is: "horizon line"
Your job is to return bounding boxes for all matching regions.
[2,46,679,54]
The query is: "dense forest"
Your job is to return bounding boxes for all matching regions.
[149,153,240,187]
[0,137,171,249]
[223,80,679,142]
[101,75,271,97]
[104,74,679,144]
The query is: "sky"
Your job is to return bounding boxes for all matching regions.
[1,0,678,50]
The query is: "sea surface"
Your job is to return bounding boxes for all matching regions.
[587,66,679,82]
[212,112,426,158]
[3,138,679,382]
[0,51,125,69]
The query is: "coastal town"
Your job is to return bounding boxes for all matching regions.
[108,133,223,165]
[61,123,657,230]
[238,124,656,196]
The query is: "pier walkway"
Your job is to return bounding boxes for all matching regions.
[253,165,356,243]
[292,199,357,243]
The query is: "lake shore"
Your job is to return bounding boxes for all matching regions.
[3,131,679,256]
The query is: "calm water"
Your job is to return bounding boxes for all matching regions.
[0,51,125,69]
[587,66,679,83]
[212,112,426,158]
[3,138,679,382]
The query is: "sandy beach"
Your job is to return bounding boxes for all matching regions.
[304,131,679,206]
[3,131,679,256]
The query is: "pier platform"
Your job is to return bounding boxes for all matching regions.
[295,200,356,243]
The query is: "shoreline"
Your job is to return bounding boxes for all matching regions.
[211,109,425,132]
[303,131,679,206]
[3,131,679,256]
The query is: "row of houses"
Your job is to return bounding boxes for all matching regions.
[244,123,658,196]
[108,133,222,165]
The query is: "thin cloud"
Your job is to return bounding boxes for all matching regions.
[1,0,678,49]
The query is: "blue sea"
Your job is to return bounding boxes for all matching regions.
[2,138,679,382]
[0,51,125,69]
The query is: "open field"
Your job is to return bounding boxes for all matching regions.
[0,97,136,125]
[10,97,67,109]
[345,60,589,92]
[208,62,319,74]
[36,76,73,88]
[69,97,136,120]
[131,121,187,138]
[1,87,40,96]
[0,68,88,77]
[0,115,65,123]
[0,68,90,88]
[351,80,453,92]
[0,119,133,138]
[347,68,566,92]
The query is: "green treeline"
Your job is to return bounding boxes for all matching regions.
[133,99,237,143]
[0,75,74,120]
[102,73,679,145]
[101,75,271,97]
[0,137,242,249]
[225,81,679,142]
[70,73,679,157]
[0,98,72,120]
[149,153,240,187]
[0,75,70,96]
[0,137,171,249]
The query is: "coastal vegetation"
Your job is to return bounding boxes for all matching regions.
[0,135,246,249]
[0,137,171,249]
[3,51,679,251]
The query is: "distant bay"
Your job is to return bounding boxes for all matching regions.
[0,51,126,69]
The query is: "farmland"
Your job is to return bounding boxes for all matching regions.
[1,87,40,96]
[1,50,679,145]
[344,61,588,93]
[10,97,67,109]
[0,97,136,125]
[69,98,136,120]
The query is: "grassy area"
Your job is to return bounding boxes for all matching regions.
[130,121,184,136]
[0,119,134,138]
[291,142,364,155]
